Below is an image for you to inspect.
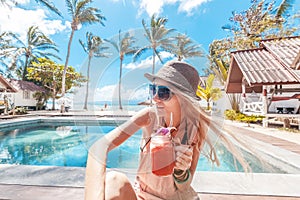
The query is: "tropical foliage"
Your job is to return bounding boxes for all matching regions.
[27,58,85,110]
[210,0,298,64]
[33,91,51,110]
[208,0,298,111]
[197,74,222,110]
[4,26,60,80]
[0,32,15,74]
[79,32,109,110]
[165,33,204,61]
[134,15,174,74]
[224,109,265,127]
[61,0,106,112]
[105,30,138,110]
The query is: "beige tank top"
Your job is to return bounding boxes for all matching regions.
[135,116,199,200]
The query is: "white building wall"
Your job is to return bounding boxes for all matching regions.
[13,90,37,107]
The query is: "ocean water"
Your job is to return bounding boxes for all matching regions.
[46,100,148,112]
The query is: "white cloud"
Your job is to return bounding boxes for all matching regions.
[124,56,153,70]
[178,0,210,15]
[94,84,149,102]
[124,51,174,70]
[0,4,70,40]
[159,51,174,59]
[138,0,210,16]
[94,85,117,101]
[138,0,164,16]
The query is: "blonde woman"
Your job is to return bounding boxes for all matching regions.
[85,61,249,200]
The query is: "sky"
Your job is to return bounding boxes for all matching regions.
[0,0,299,107]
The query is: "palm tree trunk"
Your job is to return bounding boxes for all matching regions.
[51,80,56,110]
[22,55,29,81]
[150,49,156,105]
[61,29,75,113]
[84,55,92,110]
[118,59,123,110]
[152,49,156,74]
[52,86,56,110]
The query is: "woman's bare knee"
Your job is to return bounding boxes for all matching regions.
[105,171,137,200]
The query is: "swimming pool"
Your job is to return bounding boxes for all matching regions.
[0,120,285,173]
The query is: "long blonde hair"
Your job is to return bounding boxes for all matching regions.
[171,85,251,172]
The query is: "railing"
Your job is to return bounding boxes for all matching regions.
[242,101,263,114]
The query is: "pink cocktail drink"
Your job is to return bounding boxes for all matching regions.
[150,135,175,176]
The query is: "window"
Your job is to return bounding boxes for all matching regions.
[23,90,30,99]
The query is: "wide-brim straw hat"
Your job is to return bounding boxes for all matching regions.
[144,60,200,100]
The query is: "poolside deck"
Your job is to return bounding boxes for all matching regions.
[0,112,300,199]
[224,122,300,155]
[1,184,300,200]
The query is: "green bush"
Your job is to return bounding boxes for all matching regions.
[224,109,264,126]
[14,107,28,115]
[224,109,237,121]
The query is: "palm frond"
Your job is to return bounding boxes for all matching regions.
[104,39,119,52]
[79,39,88,54]
[276,0,294,18]
[133,46,151,62]
[66,0,75,16]
[35,0,62,17]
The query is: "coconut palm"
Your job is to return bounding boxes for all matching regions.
[165,33,204,61]
[79,32,109,110]
[61,0,106,112]
[8,26,60,80]
[0,32,15,74]
[105,30,138,110]
[134,15,174,74]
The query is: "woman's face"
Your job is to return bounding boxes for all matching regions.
[152,80,181,114]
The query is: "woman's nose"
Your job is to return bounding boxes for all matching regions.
[152,94,161,103]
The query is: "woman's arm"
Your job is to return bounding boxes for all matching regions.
[84,108,152,199]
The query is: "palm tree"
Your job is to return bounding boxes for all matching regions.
[79,32,109,110]
[197,74,222,110]
[0,0,62,17]
[105,30,138,110]
[61,0,106,112]
[165,33,204,61]
[8,26,60,80]
[134,15,174,74]
[0,32,15,74]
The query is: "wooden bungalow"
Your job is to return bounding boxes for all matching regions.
[225,36,300,127]
[9,79,46,110]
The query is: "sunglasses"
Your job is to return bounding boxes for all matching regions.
[149,84,173,101]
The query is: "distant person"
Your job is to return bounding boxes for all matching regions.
[85,61,249,199]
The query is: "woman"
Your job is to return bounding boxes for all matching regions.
[85,61,249,200]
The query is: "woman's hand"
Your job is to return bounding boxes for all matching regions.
[174,145,193,171]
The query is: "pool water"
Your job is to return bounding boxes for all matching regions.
[0,122,284,173]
